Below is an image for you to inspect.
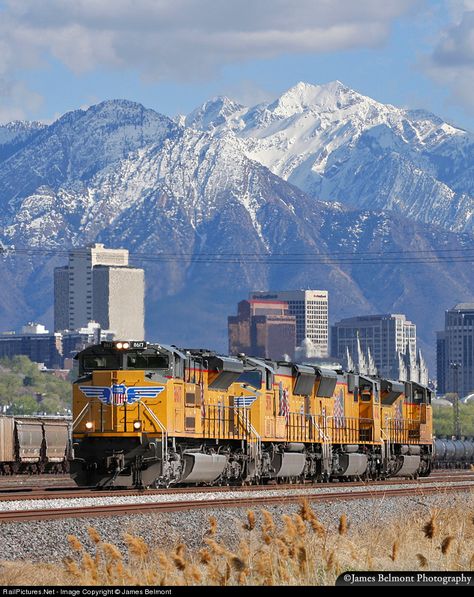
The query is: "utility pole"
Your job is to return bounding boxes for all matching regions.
[450,362,461,436]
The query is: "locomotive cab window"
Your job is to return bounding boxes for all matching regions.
[81,354,121,372]
[413,390,424,403]
[126,353,169,370]
[360,388,372,402]
[237,370,262,389]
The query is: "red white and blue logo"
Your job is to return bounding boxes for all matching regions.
[79,384,165,406]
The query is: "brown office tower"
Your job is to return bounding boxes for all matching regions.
[228,300,296,361]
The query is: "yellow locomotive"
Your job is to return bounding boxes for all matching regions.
[71,341,433,488]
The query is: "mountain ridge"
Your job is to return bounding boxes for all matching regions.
[187,81,474,234]
[0,88,473,373]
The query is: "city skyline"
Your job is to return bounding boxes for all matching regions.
[4,272,474,397]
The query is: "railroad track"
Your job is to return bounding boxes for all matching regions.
[0,482,471,523]
[0,471,473,501]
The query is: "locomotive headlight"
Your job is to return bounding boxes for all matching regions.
[85,421,94,431]
[133,420,142,430]
[115,341,130,350]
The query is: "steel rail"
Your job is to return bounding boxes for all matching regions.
[0,472,473,501]
[0,483,472,523]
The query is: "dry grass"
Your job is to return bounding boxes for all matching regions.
[1,498,474,586]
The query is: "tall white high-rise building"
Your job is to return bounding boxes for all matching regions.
[54,244,144,340]
[93,265,145,340]
[249,290,329,357]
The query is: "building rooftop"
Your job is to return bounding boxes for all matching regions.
[248,300,288,306]
[453,303,474,311]
[335,313,411,323]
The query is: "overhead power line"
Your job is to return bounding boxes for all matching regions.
[1,244,474,266]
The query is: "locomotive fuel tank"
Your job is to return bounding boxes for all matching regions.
[271,452,306,478]
[336,452,368,477]
[394,455,420,477]
[180,453,227,483]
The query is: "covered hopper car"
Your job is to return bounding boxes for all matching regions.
[0,415,70,474]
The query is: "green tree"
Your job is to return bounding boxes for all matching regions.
[0,356,71,415]
[433,402,474,436]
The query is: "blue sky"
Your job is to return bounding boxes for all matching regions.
[1,1,474,130]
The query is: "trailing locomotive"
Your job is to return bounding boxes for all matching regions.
[0,415,70,474]
[71,341,434,488]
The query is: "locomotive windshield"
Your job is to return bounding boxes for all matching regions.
[126,352,169,369]
[82,354,121,371]
[78,347,171,374]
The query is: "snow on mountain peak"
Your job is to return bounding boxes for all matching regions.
[185,96,245,130]
[268,80,367,117]
[183,80,473,235]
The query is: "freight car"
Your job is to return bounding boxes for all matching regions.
[71,341,435,488]
[433,436,474,469]
[0,415,70,474]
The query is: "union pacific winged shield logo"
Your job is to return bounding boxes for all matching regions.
[79,384,165,406]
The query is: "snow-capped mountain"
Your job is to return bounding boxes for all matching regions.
[187,81,474,233]
[0,92,473,370]
[0,100,176,220]
[0,120,46,162]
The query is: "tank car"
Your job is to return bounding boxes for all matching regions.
[433,436,474,468]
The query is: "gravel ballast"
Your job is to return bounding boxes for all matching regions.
[0,487,472,562]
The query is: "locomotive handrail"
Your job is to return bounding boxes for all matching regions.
[202,404,249,440]
[325,416,374,443]
[309,415,330,442]
[236,409,262,469]
[382,416,421,442]
[141,402,168,464]
[72,404,90,431]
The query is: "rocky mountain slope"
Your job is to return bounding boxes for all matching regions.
[0,90,472,372]
[187,81,474,233]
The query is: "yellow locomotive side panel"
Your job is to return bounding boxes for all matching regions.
[263,390,276,438]
[173,383,184,433]
[420,404,432,444]
[372,391,381,444]
[274,375,292,440]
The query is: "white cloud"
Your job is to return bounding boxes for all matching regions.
[0,0,418,121]
[220,80,276,107]
[426,6,474,117]
[0,78,43,122]
[0,0,417,78]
